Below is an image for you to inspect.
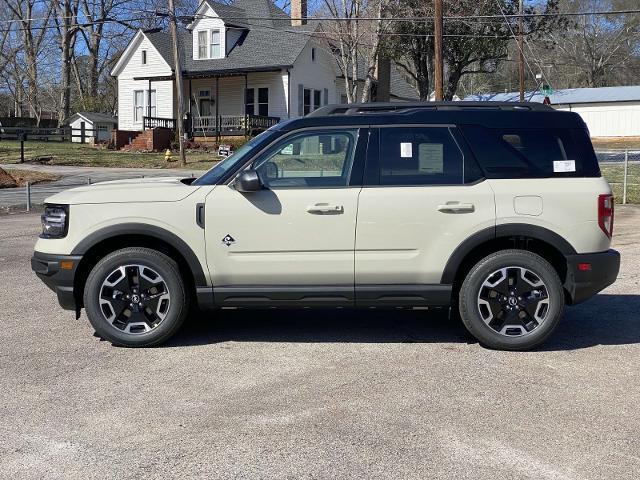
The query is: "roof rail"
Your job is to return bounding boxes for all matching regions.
[306,101,554,117]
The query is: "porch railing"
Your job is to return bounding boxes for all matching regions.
[191,114,280,134]
[143,116,176,130]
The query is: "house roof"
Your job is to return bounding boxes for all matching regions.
[70,112,117,124]
[464,85,640,105]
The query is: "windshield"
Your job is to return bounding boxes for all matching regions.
[192,128,282,185]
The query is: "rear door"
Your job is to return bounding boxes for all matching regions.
[354,125,496,305]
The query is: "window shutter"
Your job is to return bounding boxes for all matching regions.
[323,88,329,106]
[298,84,304,117]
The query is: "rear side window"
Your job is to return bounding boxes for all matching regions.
[378,127,464,185]
[461,126,600,178]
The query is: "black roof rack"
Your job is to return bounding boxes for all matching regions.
[307,101,553,117]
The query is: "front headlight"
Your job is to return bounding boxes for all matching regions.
[41,205,69,238]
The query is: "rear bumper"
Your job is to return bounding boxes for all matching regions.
[31,251,83,311]
[564,249,620,305]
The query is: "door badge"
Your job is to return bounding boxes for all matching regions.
[222,234,236,246]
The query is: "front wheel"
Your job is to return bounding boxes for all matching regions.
[84,247,189,347]
[458,250,564,351]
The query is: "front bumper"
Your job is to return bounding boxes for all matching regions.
[31,251,83,312]
[564,249,620,305]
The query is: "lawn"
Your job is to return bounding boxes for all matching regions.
[0,141,220,170]
[591,136,640,151]
[601,163,640,204]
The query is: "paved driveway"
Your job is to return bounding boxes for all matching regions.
[0,208,638,479]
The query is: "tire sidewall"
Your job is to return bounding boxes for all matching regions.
[459,250,564,351]
[84,248,187,347]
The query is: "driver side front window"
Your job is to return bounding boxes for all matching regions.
[253,130,358,188]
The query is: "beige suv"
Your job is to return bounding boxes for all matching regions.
[32,103,620,350]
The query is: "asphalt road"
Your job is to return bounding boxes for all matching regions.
[0,208,639,480]
[0,164,196,209]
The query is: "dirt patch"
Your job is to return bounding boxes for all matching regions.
[0,167,60,188]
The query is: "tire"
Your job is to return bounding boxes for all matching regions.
[458,249,564,351]
[84,247,189,347]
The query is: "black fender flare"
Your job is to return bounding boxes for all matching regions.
[440,223,577,284]
[71,223,208,286]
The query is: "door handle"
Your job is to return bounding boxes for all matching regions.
[196,203,205,228]
[306,203,344,214]
[437,202,475,213]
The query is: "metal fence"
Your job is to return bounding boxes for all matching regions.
[596,149,640,205]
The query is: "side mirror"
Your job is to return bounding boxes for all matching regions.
[234,169,262,192]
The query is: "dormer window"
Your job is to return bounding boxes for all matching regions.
[198,31,208,59]
[141,50,147,65]
[210,30,221,58]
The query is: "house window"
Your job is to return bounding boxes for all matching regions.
[303,88,311,115]
[210,29,221,58]
[148,90,156,117]
[313,90,321,110]
[311,47,316,62]
[340,94,348,104]
[141,50,147,65]
[257,88,269,116]
[134,90,144,122]
[245,88,269,116]
[97,125,109,132]
[198,31,208,59]
[245,88,255,115]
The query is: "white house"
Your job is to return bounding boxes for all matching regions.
[67,112,117,143]
[465,86,640,138]
[110,0,418,139]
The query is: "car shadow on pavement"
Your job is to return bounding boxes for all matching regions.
[164,294,640,351]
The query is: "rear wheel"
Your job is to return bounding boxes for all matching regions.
[84,247,189,347]
[458,249,564,351]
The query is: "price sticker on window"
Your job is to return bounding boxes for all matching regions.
[400,142,413,158]
[553,160,576,173]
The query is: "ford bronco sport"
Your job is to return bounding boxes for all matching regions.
[32,102,620,350]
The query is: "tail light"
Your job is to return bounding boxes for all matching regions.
[598,194,614,238]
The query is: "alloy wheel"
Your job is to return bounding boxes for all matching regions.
[477,266,550,337]
[99,264,170,334]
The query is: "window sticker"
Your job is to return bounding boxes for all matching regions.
[400,142,413,158]
[418,143,444,173]
[553,160,576,173]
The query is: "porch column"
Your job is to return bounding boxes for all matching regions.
[215,76,220,142]
[187,78,192,139]
[147,79,152,119]
[244,74,248,137]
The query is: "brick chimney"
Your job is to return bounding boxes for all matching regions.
[291,0,307,26]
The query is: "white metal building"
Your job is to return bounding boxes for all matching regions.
[465,86,640,137]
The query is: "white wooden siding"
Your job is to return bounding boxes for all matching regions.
[191,5,226,60]
[184,71,289,120]
[116,34,173,131]
[555,102,640,137]
[290,40,338,118]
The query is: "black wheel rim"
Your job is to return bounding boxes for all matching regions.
[99,264,170,334]
[477,266,550,337]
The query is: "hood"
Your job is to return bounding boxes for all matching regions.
[45,176,200,205]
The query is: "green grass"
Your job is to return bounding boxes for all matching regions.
[601,164,640,204]
[0,141,220,170]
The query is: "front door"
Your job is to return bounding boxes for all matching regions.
[204,128,367,306]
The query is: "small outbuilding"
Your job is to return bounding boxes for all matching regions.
[68,112,118,143]
[465,86,640,138]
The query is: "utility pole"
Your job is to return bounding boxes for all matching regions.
[434,0,444,101]
[168,0,186,166]
[518,0,525,102]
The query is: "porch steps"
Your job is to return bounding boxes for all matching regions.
[119,128,172,152]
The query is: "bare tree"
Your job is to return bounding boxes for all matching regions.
[54,0,81,124]
[6,0,55,124]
